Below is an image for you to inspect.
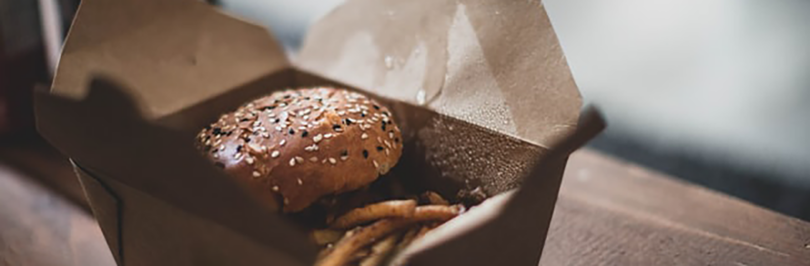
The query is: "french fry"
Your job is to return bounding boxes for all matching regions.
[384,227,423,266]
[311,229,345,246]
[317,204,463,266]
[359,234,399,266]
[330,200,417,229]
[412,204,463,222]
[421,191,449,205]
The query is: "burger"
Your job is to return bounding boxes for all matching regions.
[196,87,464,266]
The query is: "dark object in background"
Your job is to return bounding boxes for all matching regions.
[0,0,48,136]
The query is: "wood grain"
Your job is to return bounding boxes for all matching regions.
[0,163,114,266]
[543,150,810,266]
[0,149,808,266]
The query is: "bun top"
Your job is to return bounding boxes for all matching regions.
[196,87,403,212]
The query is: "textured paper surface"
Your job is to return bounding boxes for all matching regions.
[36,0,584,265]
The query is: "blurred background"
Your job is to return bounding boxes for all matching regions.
[1,0,808,220]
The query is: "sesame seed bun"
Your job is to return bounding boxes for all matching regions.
[196,87,403,212]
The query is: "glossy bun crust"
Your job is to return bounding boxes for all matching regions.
[196,87,402,212]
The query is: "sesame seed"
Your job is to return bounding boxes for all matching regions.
[234,153,243,160]
[310,156,318,162]
[305,144,319,151]
[272,186,279,191]
[297,178,303,185]
[275,126,283,131]
[279,139,286,146]
[289,158,296,166]
[252,171,261,177]
[384,140,392,148]
[245,157,254,164]
[247,143,262,153]
[361,133,368,139]
[385,149,390,155]
[271,151,280,158]
[213,153,219,159]
[328,158,337,164]
[313,134,323,143]
[332,124,342,131]
[373,160,379,168]
[377,136,382,143]
[388,132,394,139]
[324,133,333,138]
[295,156,304,163]
[337,111,346,116]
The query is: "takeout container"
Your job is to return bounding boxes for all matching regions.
[35,0,591,265]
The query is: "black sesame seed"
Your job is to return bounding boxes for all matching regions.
[239,118,250,122]
[382,111,390,116]
[212,128,223,135]
[301,131,309,137]
[304,97,311,100]
[363,150,369,158]
[381,123,386,131]
[376,146,384,151]
[341,150,348,156]
[284,95,291,99]
[361,113,366,117]
[274,118,281,123]
[215,162,225,168]
[288,128,295,135]
[332,124,342,131]
[244,137,252,143]
[226,131,233,136]
[236,145,243,152]
[373,105,380,110]
[261,106,276,111]
[205,125,212,130]
[394,138,400,143]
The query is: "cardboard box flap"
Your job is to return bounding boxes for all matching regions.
[51,0,289,120]
[401,106,605,266]
[35,78,316,264]
[297,0,581,148]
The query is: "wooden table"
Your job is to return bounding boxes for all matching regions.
[1,148,808,266]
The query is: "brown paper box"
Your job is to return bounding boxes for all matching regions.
[35,0,592,265]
